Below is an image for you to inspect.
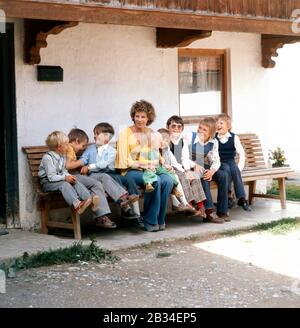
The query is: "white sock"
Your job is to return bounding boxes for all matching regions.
[131,201,140,216]
[176,182,189,205]
[171,195,180,207]
[179,196,188,206]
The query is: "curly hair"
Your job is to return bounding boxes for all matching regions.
[130,100,156,126]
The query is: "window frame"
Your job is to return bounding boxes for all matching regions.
[178,48,231,124]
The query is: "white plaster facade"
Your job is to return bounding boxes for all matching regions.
[11,20,270,229]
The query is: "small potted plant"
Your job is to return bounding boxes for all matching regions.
[268,147,288,167]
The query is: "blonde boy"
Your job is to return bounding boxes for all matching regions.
[38,131,93,214]
[216,114,251,211]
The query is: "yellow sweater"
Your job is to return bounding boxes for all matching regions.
[115,127,156,173]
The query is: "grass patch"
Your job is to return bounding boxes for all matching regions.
[254,218,300,235]
[0,238,119,278]
[222,218,300,237]
[267,182,300,201]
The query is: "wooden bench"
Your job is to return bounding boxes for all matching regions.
[210,133,294,209]
[22,134,294,240]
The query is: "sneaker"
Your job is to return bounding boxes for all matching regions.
[158,224,166,231]
[91,195,100,212]
[136,216,144,228]
[237,198,252,211]
[74,198,92,215]
[0,229,9,236]
[143,222,159,232]
[95,216,117,229]
[203,211,224,224]
[121,208,140,220]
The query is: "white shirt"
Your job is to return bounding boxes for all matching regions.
[183,133,221,173]
[217,132,245,171]
[162,146,185,173]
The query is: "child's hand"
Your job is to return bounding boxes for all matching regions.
[164,164,174,173]
[80,165,89,175]
[194,164,205,174]
[65,175,76,184]
[185,170,196,181]
[203,169,214,181]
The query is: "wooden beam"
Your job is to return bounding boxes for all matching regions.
[261,34,300,68]
[1,0,300,36]
[24,19,78,64]
[156,28,212,48]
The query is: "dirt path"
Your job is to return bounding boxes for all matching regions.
[1,237,300,308]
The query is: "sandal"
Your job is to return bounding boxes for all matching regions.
[95,216,117,229]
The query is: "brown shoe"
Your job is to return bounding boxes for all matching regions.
[119,194,139,208]
[193,207,207,218]
[74,198,92,215]
[217,212,231,222]
[172,204,187,212]
[95,216,117,229]
[184,204,198,215]
[203,211,224,224]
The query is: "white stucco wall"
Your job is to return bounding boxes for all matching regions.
[12,20,269,229]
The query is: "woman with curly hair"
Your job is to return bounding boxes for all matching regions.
[115,100,174,232]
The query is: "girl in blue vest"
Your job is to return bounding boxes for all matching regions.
[184,117,229,223]
[216,114,251,211]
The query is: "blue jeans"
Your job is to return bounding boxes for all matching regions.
[107,172,140,196]
[201,168,229,214]
[125,170,174,226]
[220,161,246,199]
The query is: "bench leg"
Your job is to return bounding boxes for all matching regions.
[248,181,256,205]
[277,177,287,209]
[71,210,82,240]
[40,202,49,234]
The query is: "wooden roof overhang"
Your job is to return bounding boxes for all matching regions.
[1,0,300,67]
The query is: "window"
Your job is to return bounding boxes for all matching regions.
[178,49,230,126]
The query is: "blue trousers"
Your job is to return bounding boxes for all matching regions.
[201,168,229,214]
[107,172,140,196]
[125,170,174,226]
[220,161,246,199]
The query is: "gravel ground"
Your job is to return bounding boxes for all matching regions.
[1,239,300,308]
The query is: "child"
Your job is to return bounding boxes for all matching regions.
[80,123,141,220]
[166,116,207,217]
[184,118,229,223]
[137,130,183,200]
[216,113,251,211]
[38,131,95,215]
[158,128,198,214]
[65,128,117,229]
